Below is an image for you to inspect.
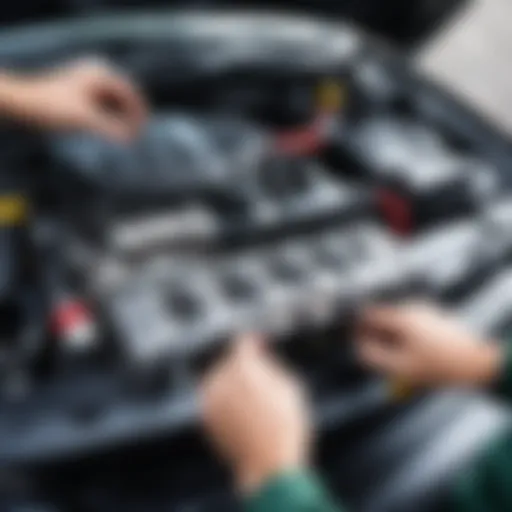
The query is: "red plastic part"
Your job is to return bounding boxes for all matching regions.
[51,299,92,336]
[377,188,414,236]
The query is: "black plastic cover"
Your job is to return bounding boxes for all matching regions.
[0,0,468,49]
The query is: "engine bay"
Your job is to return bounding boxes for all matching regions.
[0,10,512,512]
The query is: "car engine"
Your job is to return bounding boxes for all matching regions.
[0,11,511,512]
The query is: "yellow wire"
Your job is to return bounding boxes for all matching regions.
[317,79,346,112]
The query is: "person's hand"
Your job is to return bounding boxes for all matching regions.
[357,303,503,388]
[1,60,147,141]
[201,336,311,494]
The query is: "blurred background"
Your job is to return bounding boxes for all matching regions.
[420,0,512,135]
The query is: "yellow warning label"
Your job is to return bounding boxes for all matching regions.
[0,195,28,226]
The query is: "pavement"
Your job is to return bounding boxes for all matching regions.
[419,0,512,135]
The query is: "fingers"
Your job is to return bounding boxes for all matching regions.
[81,108,135,143]
[201,334,264,392]
[93,72,148,136]
[360,305,406,334]
[232,333,265,359]
[69,60,148,140]
[356,306,414,379]
[357,336,405,374]
[200,334,268,448]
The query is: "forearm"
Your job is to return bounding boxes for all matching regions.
[246,470,345,512]
[0,72,32,120]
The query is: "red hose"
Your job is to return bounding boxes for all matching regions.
[274,115,329,156]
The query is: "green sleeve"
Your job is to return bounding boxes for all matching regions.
[245,470,345,512]
[493,340,512,400]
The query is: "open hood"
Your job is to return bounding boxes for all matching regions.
[3,0,468,49]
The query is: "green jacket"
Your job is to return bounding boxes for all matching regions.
[246,344,512,512]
